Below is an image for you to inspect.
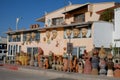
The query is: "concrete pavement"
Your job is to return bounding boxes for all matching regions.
[2,64,120,80]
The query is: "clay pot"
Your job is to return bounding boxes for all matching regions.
[78,60,84,73]
[91,56,99,68]
[91,68,98,75]
[83,58,92,74]
[114,69,120,78]
[99,58,107,75]
[107,69,114,77]
[63,58,68,72]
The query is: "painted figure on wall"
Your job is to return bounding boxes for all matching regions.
[51,30,57,40]
[81,28,88,38]
[46,30,51,44]
[73,28,80,38]
[65,29,72,38]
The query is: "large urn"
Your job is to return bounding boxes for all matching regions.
[62,53,68,72]
[84,58,92,74]
[106,53,114,77]
[99,58,107,75]
[91,55,99,75]
[78,59,84,73]
[114,55,120,78]
[83,50,92,74]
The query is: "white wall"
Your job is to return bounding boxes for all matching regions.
[93,21,113,48]
[113,8,120,47]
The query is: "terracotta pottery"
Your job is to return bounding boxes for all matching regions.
[99,46,106,59]
[114,69,120,78]
[78,59,84,73]
[83,58,92,74]
[99,58,107,75]
[114,63,120,78]
[73,56,78,72]
[63,58,68,72]
[43,57,49,69]
[107,59,114,77]
[91,68,98,75]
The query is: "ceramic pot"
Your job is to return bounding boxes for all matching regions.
[99,58,107,75]
[91,68,98,75]
[107,69,113,77]
[83,59,92,74]
[91,56,99,68]
[114,69,120,78]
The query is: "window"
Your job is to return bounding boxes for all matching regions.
[74,13,85,23]
[8,35,12,42]
[72,46,86,58]
[52,17,64,25]
[23,33,26,42]
[16,34,21,42]
[35,32,40,41]
[27,47,38,59]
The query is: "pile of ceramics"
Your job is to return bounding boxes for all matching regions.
[17,47,120,78]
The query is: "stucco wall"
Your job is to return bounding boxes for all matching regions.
[91,2,115,21]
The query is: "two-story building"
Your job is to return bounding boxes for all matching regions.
[6,2,118,60]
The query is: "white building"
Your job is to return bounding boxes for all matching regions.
[113,7,120,54]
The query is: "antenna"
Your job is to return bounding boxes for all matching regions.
[68,1,72,5]
[16,17,22,31]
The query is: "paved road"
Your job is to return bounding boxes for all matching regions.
[0,67,76,80]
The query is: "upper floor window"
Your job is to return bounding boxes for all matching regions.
[74,13,85,23]
[52,17,64,25]
[23,32,40,42]
[9,34,21,42]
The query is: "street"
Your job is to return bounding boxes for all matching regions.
[0,67,76,80]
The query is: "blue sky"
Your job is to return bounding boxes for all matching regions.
[0,0,120,37]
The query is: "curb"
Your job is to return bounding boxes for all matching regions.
[3,64,18,70]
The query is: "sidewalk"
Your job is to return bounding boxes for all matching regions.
[3,64,120,80]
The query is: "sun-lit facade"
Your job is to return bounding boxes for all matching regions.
[6,2,117,60]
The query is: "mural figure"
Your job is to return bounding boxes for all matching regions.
[73,28,80,38]
[81,28,88,38]
[51,30,57,40]
[46,30,51,44]
[65,29,72,38]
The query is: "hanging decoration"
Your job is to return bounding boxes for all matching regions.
[73,28,80,38]
[12,35,17,40]
[51,30,57,40]
[46,30,51,44]
[26,33,31,44]
[31,32,36,40]
[81,28,88,38]
[66,29,72,38]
